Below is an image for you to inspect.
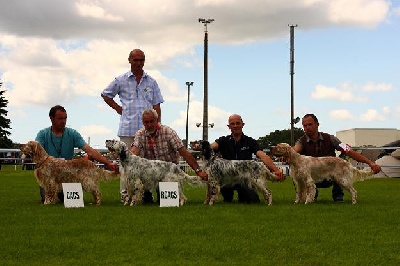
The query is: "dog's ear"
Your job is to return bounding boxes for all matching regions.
[201,140,210,150]
[119,150,126,161]
[201,141,212,160]
[119,142,127,161]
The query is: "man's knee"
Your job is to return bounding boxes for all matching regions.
[221,186,234,202]
[316,179,333,188]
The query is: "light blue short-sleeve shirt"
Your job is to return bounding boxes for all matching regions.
[101,71,164,137]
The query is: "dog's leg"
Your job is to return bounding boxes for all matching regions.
[82,181,102,205]
[349,187,357,204]
[305,178,316,204]
[209,184,220,205]
[253,179,272,206]
[177,182,187,206]
[293,178,304,204]
[93,189,102,205]
[338,181,357,204]
[44,185,57,204]
[206,180,220,205]
[204,183,211,205]
[130,179,143,206]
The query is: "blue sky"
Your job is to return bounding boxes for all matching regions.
[0,0,399,148]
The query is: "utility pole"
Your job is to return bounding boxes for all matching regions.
[198,18,214,141]
[185,81,193,149]
[289,24,298,146]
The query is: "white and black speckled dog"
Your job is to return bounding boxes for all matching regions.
[106,139,203,206]
[201,141,282,205]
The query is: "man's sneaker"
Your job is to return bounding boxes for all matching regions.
[333,198,344,203]
[142,190,154,204]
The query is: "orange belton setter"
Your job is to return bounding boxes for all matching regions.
[22,141,118,205]
[271,143,374,204]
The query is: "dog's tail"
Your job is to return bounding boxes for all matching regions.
[99,168,120,182]
[352,167,375,182]
[182,172,205,187]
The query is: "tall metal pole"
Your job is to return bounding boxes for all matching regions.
[185,81,193,148]
[289,24,298,146]
[199,18,214,141]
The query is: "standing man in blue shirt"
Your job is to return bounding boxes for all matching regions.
[101,49,164,202]
[36,105,119,204]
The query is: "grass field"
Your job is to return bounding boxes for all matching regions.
[1,164,400,266]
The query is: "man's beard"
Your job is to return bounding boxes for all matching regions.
[147,127,156,135]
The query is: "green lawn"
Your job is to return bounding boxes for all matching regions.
[1,164,400,266]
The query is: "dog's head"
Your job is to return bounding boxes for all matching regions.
[270,143,291,158]
[21,141,42,159]
[105,139,128,161]
[271,143,295,163]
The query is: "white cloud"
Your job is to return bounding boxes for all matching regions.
[75,2,124,22]
[330,109,354,120]
[359,109,385,122]
[172,101,230,130]
[311,84,368,102]
[361,82,392,92]
[382,106,390,114]
[392,6,400,17]
[79,124,114,145]
[328,0,389,27]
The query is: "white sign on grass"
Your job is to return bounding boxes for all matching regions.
[158,182,179,207]
[62,183,84,208]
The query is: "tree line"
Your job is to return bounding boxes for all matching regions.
[0,81,13,148]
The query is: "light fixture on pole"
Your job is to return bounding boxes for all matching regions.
[196,123,214,128]
[198,18,214,141]
[185,81,194,148]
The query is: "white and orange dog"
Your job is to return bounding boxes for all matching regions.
[270,143,374,204]
[21,141,118,205]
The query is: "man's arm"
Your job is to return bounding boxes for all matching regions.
[256,150,284,180]
[292,142,302,153]
[153,103,161,123]
[347,150,381,174]
[82,144,119,173]
[209,141,218,150]
[101,94,122,115]
[178,147,208,181]
[130,145,140,156]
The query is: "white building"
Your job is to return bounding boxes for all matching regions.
[336,128,400,147]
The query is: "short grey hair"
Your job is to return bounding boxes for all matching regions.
[142,108,158,120]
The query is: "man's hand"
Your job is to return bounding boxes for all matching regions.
[196,170,208,181]
[106,162,120,174]
[275,170,285,181]
[369,162,381,174]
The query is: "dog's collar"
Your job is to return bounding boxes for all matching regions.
[36,156,50,168]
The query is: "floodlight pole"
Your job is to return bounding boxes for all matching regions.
[289,24,298,146]
[185,81,194,148]
[198,18,214,141]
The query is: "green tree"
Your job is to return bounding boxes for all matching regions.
[258,128,304,150]
[0,81,13,148]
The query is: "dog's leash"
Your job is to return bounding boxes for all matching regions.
[36,156,50,168]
